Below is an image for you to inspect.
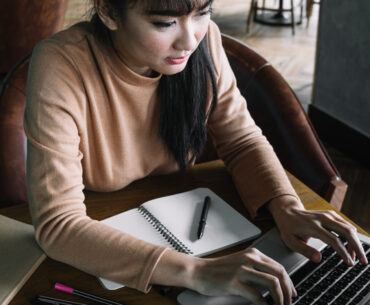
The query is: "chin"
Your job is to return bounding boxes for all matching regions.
[162,65,187,75]
[155,61,188,75]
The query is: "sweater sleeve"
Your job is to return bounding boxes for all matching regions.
[24,40,168,292]
[206,22,299,218]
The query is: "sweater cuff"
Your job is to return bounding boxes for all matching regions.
[137,247,170,293]
[253,193,300,221]
[248,192,300,220]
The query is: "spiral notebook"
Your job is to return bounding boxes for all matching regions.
[99,188,261,290]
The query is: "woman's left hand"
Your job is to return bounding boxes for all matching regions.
[268,195,368,266]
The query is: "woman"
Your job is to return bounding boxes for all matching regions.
[25,0,367,305]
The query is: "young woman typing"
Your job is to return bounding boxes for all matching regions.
[25,1,367,305]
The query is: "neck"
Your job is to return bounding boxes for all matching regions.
[109,31,156,77]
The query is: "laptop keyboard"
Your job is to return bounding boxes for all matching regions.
[265,241,370,305]
[289,242,370,305]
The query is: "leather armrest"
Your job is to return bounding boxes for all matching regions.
[0,55,30,207]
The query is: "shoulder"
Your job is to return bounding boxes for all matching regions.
[206,20,224,77]
[26,23,96,118]
[207,20,223,45]
[31,22,94,72]
[28,21,103,101]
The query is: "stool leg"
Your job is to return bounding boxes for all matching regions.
[306,0,313,27]
[291,0,296,35]
[300,0,304,22]
[246,0,256,33]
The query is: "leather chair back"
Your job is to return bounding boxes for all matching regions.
[0,1,68,80]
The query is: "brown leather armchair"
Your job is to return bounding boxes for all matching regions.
[0,33,347,210]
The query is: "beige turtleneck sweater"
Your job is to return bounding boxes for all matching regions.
[24,20,298,292]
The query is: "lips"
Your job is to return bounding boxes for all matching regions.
[165,54,190,65]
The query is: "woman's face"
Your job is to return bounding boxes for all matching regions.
[109,0,212,76]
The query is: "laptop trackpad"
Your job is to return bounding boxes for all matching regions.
[251,226,326,274]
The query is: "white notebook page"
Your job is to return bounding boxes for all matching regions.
[142,188,261,256]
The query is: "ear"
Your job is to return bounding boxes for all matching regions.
[95,0,119,30]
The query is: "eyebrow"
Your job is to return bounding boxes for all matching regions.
[145,0,212,17]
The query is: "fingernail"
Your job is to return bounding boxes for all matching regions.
[347,257,354,266]
[362,256,368,265]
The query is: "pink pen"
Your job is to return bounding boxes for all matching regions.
[55,283,124,305]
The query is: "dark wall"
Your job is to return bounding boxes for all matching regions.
[312,0,370,138]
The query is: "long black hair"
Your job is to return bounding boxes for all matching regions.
[91,0,218,170]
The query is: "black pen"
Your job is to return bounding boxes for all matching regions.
[197,196,211,239]
[30,295,86,305]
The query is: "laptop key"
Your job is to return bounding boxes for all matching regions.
[296,298,312,305]
[309,287,322,299]
[363,243,369,252]
[320,292,335,303]
[291,260,320,285]
[321,245,335,259]
[337,294,351,303]
[346,285,361,298]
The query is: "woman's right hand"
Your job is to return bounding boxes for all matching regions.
[191,248,297,305]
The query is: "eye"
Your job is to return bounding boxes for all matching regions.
[152,21,176,28]
[199,7,213,16]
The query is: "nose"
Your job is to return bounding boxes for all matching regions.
[174,21,198,52]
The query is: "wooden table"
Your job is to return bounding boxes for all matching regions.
[1,160,368,305]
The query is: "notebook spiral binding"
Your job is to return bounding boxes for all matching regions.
[138,206,193,255]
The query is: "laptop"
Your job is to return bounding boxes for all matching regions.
[177,227,370,305]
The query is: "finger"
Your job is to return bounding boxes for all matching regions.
[240,267,284,305]
[322,217,368,265]
[314,226,354,265]
[256,256,296,300]
[234,280,268,305]
[284,235,322,263]
[347,243,356,261]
